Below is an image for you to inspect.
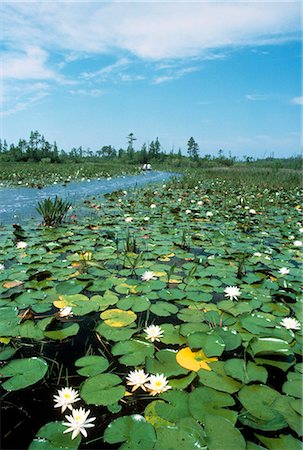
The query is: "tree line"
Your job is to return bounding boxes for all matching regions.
[0,131,212,165]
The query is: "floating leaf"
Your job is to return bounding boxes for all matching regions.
[187,332,225,356]
[154,420,206,450]
[144,401,173,428]
[75,355,109,377]
[80,373,124,406]
[238,384,284,422]
[0,357,48,391]
[44,323,80,340]
[112,339,154,366]
[100,308,137,327]
[204,415,246,450]
[28,421,81,450]
[146,349,188,377]
[256,433,302,450]
[189,386,237,424]
[56,280,85,295]
[104,415,156,449]
[198,361,242,393]
[95,321,137,342]
[176,347,218,372]
[150,301,178,317]
[224,359,268,384]
[156,390,190,422]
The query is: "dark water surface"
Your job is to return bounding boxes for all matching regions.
[0,171,175,224]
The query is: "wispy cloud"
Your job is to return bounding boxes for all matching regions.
[81,58,131,80]
[245,93,271,101]
[2,3,300,61]
[291,96,303,105]
[69,89,103,97]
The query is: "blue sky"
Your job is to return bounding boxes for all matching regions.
[1,1,302,159]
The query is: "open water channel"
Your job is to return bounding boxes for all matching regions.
[0,171,176,224]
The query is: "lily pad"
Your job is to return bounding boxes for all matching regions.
[176,347,218,372]
[80,373,125,406]
[0,357,48,391]
[112,339,154,366]
[75,355,109,377]
[104,414,156,449]
[204,415,246,450]
[100,308,137,327]
[28,421,81,450]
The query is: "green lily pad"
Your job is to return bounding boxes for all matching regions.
[146,349,189,377]
[238,384,284,422]
[0,357,48,391]
[56,280,85,295]
[224,359,268,384]
[44,323,80,340]
[104,415,156,449]
[187,332,225,356]
[204,415,246,450]
[150,301,178,317]
[95,321,137,342]
[112,339,154,366]
[189,386,237,424]
[28,421,81,450]
[154,420,206,450]
[75,355,109,377]
[255,433,302,450]
[198,361,242,393]
[80,373,124,406]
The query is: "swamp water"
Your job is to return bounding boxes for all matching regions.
[0,171,176,224]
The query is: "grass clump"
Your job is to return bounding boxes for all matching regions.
[36,195,72,226]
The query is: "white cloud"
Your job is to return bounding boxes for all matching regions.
[1,46,57,80]
[291,96,303,105]
[2,3,300,61]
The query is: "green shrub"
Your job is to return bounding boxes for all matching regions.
[36,196,72,226]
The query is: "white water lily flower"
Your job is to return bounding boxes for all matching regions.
[141,271,157,281]
[253,252,262,257]
[299,227,303,233]
[144,324,164,342]
[0,264,4,270]
[280,317,301,331]
[16,241,28,249]
[150,204,156,209]
[278,267,289,276]
[63,407,96,440]
[126,369,150,392]
[185,209,191,214]
[58,306,73,318]
[125,217,133,223]
[197,201,203,206]
[145,374,172,396]
[224,286,241,301]
[294,240,303,247]
[206,211,213,217]
[249,209,256,214]
[144,217,150,221]
[54,387,80,413]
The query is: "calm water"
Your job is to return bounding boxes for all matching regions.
[0,171,176,224]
